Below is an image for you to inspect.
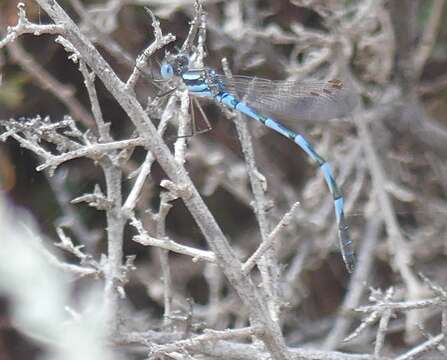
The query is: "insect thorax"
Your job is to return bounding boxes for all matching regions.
[182,68,223,97]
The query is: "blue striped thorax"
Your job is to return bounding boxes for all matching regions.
[183,69,223,97]
[160,53,224,97]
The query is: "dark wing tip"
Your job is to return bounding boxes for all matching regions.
[338,219,355,273]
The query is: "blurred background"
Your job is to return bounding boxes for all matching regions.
[1,0,447,359]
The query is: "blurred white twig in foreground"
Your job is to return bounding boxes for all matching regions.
[0,195,113,360]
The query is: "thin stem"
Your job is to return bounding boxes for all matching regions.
[222,57,280,321]
[324,217,382,349]
[356,108,423,337]
[374,309,392,357]
[102,162,125,333]
[125,7,175,90]
[414,0,445,77]
[243,202,300,274]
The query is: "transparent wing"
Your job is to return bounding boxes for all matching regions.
[216,74,358,125]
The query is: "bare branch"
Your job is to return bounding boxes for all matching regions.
[125,7,175,90]
[36,137,146,173]
[221,57,280,321]
[131,216,216,263]
[122,95,177,215]
[356,107,425,338]
[6,41,95,127]
[414,0,446,77]
[78,60,111,140]
[395,333,444,360]
[325,217,382,348]
[72,184,112,210]
[152,326,263,357]
[374,307,392,357]
[0,3,64,49]
[25,225,99,278]
[242,202,300,274]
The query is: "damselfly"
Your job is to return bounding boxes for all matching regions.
[160,52,357,273]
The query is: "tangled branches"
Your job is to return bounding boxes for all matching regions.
[1,0,447,359]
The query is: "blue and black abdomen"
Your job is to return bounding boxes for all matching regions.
[177,65,356,272]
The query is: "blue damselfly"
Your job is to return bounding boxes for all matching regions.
[160,52,357,273]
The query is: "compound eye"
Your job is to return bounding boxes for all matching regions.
[160,64,174,79]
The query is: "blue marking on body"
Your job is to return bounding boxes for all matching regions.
[235,102,261,120]
[183,72,202,81]
[218,93,238,108]
[334,196,344,223]
[294,135,318,161]
[320,162,336,193]
[192,90,213,97]
[187,84,209,93]
[223,94,239,108]
[265,119,291,137]
[214,92,224,102]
